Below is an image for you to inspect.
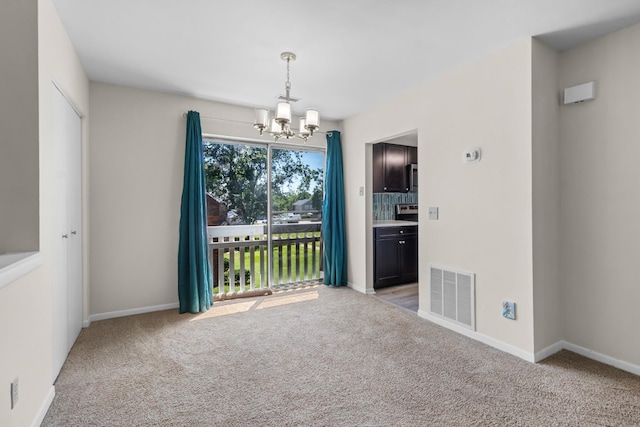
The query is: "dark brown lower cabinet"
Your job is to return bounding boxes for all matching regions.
[374,226,418,289]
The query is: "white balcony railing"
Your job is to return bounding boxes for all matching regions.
[207,222,323,300]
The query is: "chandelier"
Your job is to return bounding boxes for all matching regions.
[253,52,319,142]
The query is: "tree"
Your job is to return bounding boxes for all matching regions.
[203,143,267,224]
[203,142,323,224]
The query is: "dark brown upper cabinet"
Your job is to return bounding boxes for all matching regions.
[373,142,414,193]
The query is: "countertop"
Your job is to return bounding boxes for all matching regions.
[372,220,418,228]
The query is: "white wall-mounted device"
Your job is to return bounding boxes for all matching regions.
[563,81,596,104]
[463,148,481,163]
[502,301,516,320]
[428,207,439,220]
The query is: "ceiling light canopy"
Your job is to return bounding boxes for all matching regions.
[253,52,319,142]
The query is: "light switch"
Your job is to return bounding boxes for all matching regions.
[428,207,439,220]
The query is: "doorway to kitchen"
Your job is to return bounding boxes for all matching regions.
[370,131,419,312]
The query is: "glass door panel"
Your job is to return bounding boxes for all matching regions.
[203,140,268,297]
[270,147,325,287]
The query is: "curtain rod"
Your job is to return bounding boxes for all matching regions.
[182,112,331,136]
[181,112,251,126]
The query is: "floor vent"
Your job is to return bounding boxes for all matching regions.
[429,266,475,330]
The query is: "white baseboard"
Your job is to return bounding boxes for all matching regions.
[562,341,640,376]
[347,281,374,294]
[88,302,179,323]
[32,385,55,427]
[534,341,564,362]
[416,310,640,376]
[418,310,536,362]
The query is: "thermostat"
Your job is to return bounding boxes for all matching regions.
[463,148,481,163]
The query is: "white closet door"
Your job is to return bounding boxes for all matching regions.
[52,85,83,382]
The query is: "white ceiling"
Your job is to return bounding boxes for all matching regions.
[52,0,640,121]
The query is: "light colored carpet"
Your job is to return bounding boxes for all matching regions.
[43,284,640,426]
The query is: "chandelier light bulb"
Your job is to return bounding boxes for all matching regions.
[305,109,319,128]
[299,117,309,134]
[276,102,291,124]
[254,108,269,134]
[269,118,280,134]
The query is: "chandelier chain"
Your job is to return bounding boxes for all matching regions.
[285,57,291,97]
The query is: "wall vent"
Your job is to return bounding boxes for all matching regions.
[430,266,475,330]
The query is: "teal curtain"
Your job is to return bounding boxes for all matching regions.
[322,131,347,286]
[178,111,212,313]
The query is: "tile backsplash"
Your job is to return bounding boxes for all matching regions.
[373,192,418,221]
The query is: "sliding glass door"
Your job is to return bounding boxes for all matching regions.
[203,138,324,297]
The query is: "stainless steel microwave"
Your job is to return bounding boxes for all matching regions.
[407,164,418,192]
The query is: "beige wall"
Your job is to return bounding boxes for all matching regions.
[0,0,39,253]
[560,23,640,367]
[0,1,90,426]
[531,40,562,353]
[343,40,537,355]
[0,271,49,427]
[89,83,339,316]
[421,41,535,353]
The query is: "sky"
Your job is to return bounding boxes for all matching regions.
[301,150,324,171]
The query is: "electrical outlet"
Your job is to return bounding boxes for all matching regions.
[359,186,364,196]
[11,377,18,409]
[502,301,515,320]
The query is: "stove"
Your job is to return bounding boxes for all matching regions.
[395,203,418,222]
